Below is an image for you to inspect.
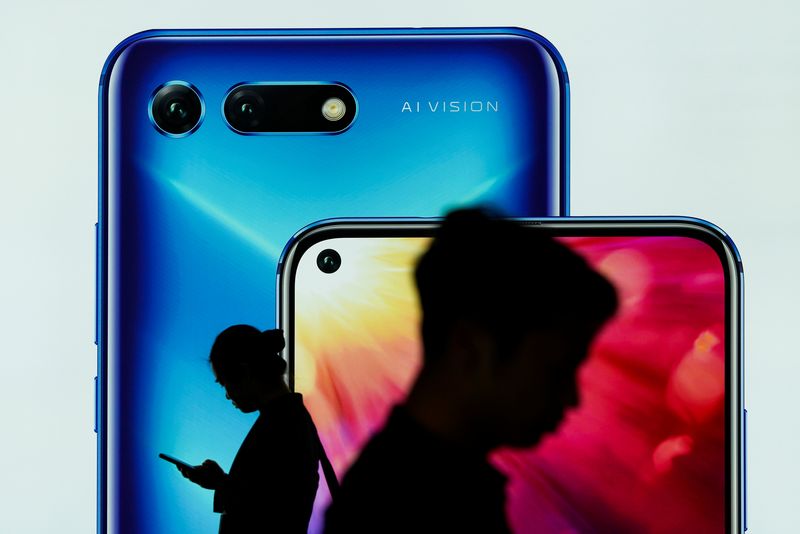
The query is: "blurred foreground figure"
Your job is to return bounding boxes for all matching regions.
[324,208,618,534]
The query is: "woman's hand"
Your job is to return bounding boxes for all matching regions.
[178,459,228,490]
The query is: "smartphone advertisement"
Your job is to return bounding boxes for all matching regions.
[1,3,796,533]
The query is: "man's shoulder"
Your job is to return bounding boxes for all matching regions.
[344,417,415,481]
[324,405,512,534]
[323,411,432,533]
[332,406,433,494]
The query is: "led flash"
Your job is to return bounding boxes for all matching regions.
[322,98,346,121]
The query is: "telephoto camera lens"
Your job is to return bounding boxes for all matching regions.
[224,88,267,131]
[150,82,203,136]
[317,249,342,274]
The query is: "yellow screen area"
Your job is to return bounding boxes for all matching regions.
[293,237,431,473]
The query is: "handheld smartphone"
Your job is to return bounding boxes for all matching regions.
[279,217,744,533]
[98,28,569,532]
[158,453,193,471]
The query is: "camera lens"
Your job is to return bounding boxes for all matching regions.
[317,249,342,274]
[150,82,203,136]
[224,88,267,131]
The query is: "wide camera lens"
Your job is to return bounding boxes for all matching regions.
[151,83,203,136]
[224,89,267,131]
[317,249,342,274]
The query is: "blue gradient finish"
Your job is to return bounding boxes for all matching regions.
[98,28,568,533]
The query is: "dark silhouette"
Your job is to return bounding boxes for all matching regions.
[324,209,619,534]
[175,326,335,534]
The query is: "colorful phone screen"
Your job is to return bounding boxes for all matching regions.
[289,232,728,533]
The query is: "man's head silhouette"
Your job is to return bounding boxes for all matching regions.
[409,208,618,450]
[209,326,287,413]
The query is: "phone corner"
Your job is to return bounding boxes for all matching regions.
[670,216,743,271]
[277,220,326,275]
[99,29,173,90]
[498,26,569,80]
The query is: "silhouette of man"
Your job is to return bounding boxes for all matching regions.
[177,326,321,533]
[324,209,619,534]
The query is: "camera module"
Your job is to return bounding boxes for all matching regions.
[150,82,204,136]
[317,249,342,274]
[222,83,356,133]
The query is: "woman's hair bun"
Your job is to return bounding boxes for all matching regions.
[260,329,286,353]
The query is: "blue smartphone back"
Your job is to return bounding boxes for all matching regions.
[98,28,568,533]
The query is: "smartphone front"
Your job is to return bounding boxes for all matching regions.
[279,217,743,533]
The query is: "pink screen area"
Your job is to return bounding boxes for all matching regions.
[296,235,726,533]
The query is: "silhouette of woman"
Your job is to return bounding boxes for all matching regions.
[177,325,322,533]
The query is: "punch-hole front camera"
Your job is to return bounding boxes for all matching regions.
[316,249,342,274]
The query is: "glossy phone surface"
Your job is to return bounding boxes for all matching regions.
[280,218,743,533]
[98,28,568,533]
